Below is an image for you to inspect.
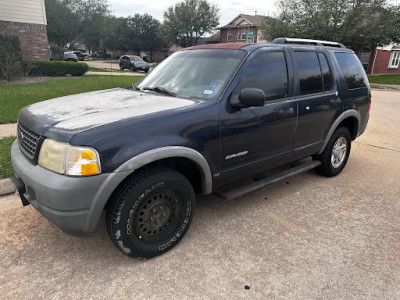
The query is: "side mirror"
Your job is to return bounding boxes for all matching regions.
[230,88,265,108]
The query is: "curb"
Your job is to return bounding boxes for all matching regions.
[0,178,16,196]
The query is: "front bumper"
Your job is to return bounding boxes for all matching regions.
[11,141,130,236]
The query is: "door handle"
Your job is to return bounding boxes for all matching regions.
[278,108,294,118]
[330,98,342,105]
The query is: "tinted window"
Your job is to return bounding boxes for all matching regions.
[318,53,333,91]
[293,52,323,95]
[240,52,288,101]
[335,52,368,89]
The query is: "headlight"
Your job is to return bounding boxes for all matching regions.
[38,139,101,176]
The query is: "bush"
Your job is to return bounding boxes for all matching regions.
[0,34,23,81]
[29,61,89,76]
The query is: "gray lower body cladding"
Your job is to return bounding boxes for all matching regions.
[11,141,129,236]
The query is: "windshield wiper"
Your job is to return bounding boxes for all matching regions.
[143,86,176,97]
[132,84,140,90]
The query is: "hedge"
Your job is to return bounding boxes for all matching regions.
[29,61,89,76]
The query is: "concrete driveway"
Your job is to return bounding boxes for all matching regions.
[0,90,399,299]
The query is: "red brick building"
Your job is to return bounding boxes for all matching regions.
[0,0,50,60]
[207,14,270,44]
[351,45,400,75]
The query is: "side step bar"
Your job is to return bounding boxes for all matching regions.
[221,160,321,201]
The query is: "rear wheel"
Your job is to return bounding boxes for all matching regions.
[314,126,351,177]
[106,168,196,258]
[130,65,136,71]
[119,64,123,70]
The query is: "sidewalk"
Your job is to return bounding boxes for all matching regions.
[0,123,16,138]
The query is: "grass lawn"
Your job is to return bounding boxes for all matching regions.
[0,75,141,124]
[0,136,15,179]
[368,74,400,85]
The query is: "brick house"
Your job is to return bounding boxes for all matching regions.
[0,0,50,60]
[207,13,270,44]
[351,45,400,75]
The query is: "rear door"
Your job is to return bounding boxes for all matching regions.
[218,48,298,184]
[290,49,343,160]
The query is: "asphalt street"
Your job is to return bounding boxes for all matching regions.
[0,90,399,299]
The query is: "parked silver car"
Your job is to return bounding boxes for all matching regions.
[119,55,149,72]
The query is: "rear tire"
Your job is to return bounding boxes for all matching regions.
[130,65,136,72]
[314,126,351,177]
[119,64,123,70]
[106,168,196,258]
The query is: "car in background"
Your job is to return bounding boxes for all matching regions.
[73,51,89,61]
[63,52,78,62]
[91,51,104,58]
[119,55,149,72]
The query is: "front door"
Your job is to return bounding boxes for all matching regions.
[217,49,298,185]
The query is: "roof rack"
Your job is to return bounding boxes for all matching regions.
[271,38,346,48]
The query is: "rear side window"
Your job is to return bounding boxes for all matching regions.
[293,52,323,95]
[335,52,368,89]
[240,51,288,101]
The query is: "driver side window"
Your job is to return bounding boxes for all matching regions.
[239,51,289,101]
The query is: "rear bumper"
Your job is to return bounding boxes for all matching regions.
[11,141,130,236]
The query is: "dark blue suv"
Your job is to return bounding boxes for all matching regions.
[11,38,370,258]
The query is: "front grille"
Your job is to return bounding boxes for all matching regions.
[17,123,41,160]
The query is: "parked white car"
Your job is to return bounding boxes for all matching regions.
[63,52,78,62]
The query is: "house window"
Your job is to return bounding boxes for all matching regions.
[389,51,400,68]
[237,28,248,40]
[227,29,232,41]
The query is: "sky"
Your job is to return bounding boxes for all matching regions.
[108,0,278,32]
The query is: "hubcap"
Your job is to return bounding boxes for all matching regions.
[133,191,181,242]
[331,137,347,168]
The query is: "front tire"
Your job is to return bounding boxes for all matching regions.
[314,126,351,177]
[106,168,196,258]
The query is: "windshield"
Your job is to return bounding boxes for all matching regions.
[137,49,246,100]
[130,56,144,62]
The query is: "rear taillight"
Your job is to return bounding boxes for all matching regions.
[368,93,371,112]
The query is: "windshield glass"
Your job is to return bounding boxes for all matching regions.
[137,49,246,100]
[130,56,144,62]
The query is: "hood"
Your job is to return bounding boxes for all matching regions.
[18,88,198,141]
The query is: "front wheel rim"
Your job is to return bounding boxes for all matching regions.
[331,137,347,168]
[132,189,182,244]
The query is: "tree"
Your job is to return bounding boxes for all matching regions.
[46,0,111,51]
[260,0,400,47]
[163,0,220,47]
[45,0,80,47]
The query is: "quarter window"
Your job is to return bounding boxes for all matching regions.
[239,51,288,101]
[335,52,368,89]
[389,51,400,68]
[293,52,323,95]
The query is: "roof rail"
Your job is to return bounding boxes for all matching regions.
[271,38,346,49]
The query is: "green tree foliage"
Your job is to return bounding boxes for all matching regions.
[163,0,220,47]
[45,0,80,47]
[46,1,167,55]
[46,0,111,51]
[261,0,400,47]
